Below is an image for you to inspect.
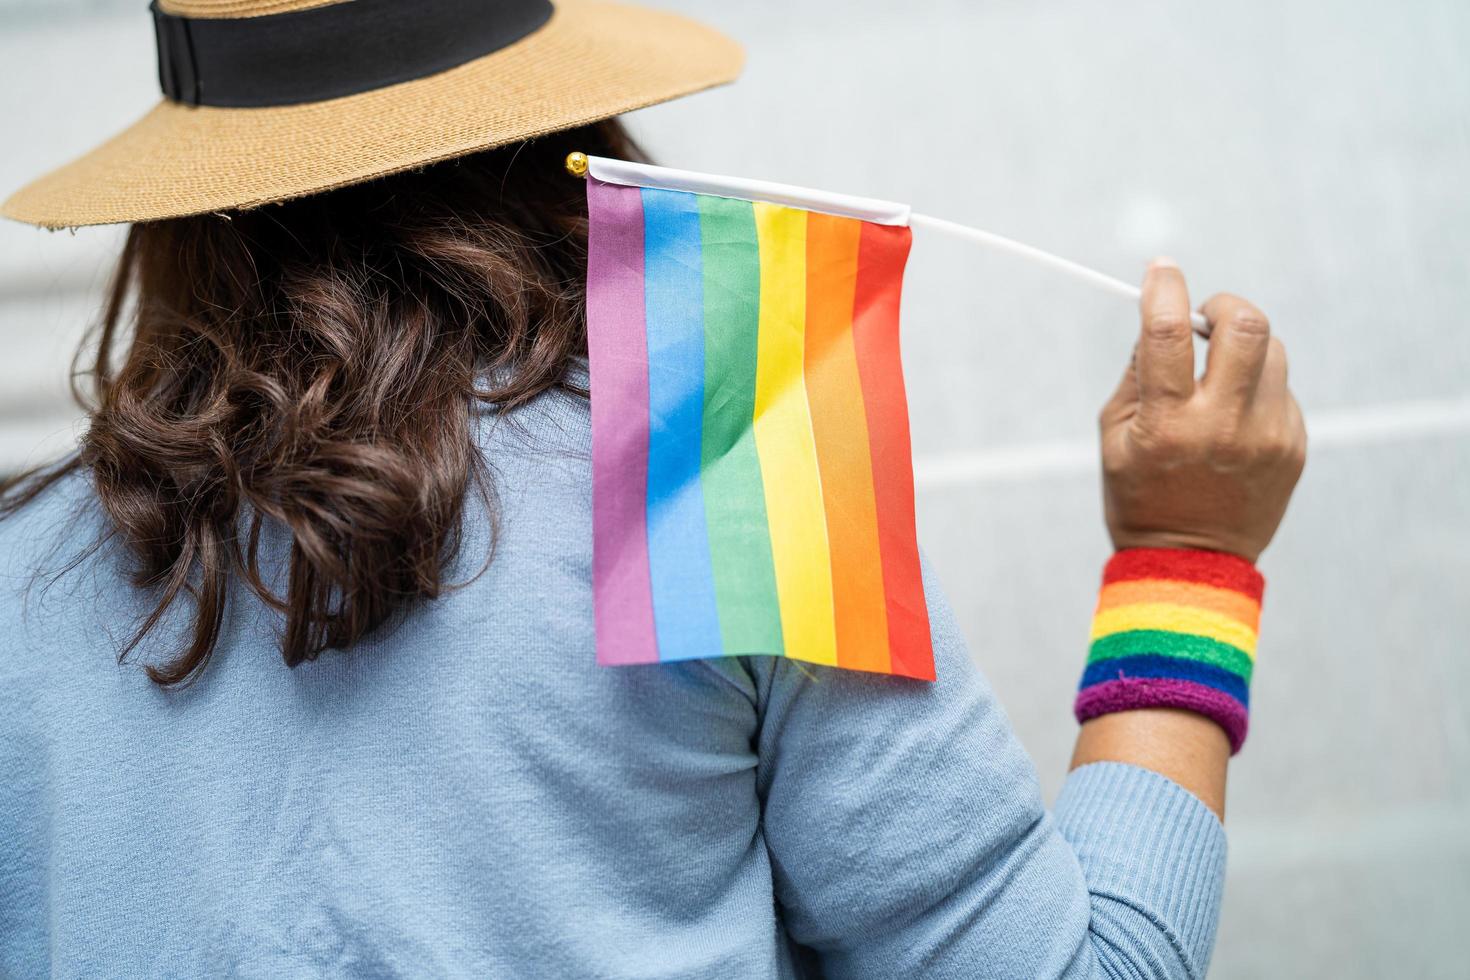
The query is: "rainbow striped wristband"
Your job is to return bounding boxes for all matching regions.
[1075,548,1264,754]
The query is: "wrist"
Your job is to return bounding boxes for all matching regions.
[1074,547,1264,754]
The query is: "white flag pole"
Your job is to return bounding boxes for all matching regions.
[908,213,1211,337]
[571,154,1211,338]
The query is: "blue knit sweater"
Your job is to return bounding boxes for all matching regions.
[0,373,1226,978]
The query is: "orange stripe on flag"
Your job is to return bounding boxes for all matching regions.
[804,212,891,674]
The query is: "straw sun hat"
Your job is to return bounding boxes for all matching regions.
[1,0,743,229]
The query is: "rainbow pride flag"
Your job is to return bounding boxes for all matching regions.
[586,162,934,680]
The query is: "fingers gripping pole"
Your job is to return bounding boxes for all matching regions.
[907,213,1212,338]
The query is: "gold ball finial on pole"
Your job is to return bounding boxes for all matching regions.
[565,151,589,178]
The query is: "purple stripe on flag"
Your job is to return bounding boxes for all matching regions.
[587,178,659,665]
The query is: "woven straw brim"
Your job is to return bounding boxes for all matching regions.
[0,0,742,228]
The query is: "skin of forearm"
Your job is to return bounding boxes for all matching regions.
[1070,708,1230,821]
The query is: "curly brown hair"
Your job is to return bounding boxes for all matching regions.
[1,119,641,686]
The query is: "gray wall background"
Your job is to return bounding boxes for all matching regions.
[2,1,1467,976]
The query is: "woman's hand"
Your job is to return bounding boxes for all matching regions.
[1074,260,1307,819]
[1100,258,1307,563]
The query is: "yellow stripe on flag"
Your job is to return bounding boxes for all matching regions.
[1091,602,1259,658]
[752,203,838,667]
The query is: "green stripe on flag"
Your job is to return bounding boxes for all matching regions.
[697,195,785,656]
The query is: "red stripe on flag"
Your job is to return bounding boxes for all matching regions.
[851,222,934,681]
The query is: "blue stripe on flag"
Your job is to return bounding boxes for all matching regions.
[641,188,724,660]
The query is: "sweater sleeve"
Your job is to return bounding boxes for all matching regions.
[751,554,1226,980]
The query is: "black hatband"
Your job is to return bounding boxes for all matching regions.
[151,0,555,108]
